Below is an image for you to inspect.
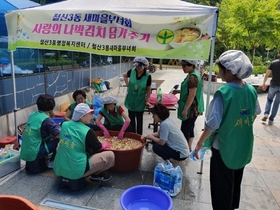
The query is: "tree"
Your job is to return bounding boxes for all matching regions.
[217,0,280,63]
[187,0,221,6]
[266,30,280,53]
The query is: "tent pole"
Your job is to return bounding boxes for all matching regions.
[198,37,216,175]
[89,53,92,86]
[119,56,122,75]
[198,61,201,75]
[10,51,19,141]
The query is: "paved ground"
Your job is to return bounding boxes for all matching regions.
[0,67,280,210]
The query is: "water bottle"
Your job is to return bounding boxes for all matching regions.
[153,163,162,187]
[164,160,172,170]
[157,88,162,103]
[172,166,182,196]
[190,147,212,161]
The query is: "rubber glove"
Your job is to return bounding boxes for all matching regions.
[96,121,111,138]
[118,121,130,140]
[102,142,111,150]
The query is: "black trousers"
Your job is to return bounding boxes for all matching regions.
[210,148,244,210]
[180,116,198,141]
[37,138,59,161]
[128,110,144,135]
[153,143,187,161]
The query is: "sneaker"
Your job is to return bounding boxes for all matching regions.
[268,120,274,125]
[47,161,54,169]
[90,172,112,182]
[262,115,268,122]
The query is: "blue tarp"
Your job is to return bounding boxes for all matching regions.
[0,0,40,36]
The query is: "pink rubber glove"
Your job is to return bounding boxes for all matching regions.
[96,121,111,138]
[102,142,111,150]
[118,121,130,140]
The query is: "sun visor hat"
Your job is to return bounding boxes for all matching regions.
[133,62,144,67]
[133,56,149,67]
[72,103,94,121]
[180,60,198,66]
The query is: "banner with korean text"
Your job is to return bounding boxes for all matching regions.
[5,10,216,60]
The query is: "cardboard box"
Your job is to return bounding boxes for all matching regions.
[0,150,20,178]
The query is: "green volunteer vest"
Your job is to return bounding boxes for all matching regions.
[125,69,149,111]
[101,105,124,127]
[20,111,50,161]
[53,121,90,179]
[177,70,204,120]
[215,84,257,169]
[69,101,92,117]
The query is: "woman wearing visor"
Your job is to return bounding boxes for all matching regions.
[123,56,152,135]
[172,60,204,151]
[95,96,132,140]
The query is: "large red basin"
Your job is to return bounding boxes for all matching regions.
[94,130,146,172]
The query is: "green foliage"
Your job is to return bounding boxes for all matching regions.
[253,65,267,76]
[247,56,263,66]
[205,64,219,75]
[187,0,221,6]
[16,59,74,70]
[16,62,37,70]
[74,56,88,64]
[205,64,267,77]
[44,59,74,66]
[215,0,280,64]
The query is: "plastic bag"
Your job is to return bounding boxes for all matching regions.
[0,144,15,162]
[93,95,103,117]
[100,82,107,91]
[104,81,110,90]
[153,160,182,196]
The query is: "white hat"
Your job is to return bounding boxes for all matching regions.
[133,56,149,67]
[217,50,253,79]
[72,103,94,121]
[102,96,118,105]
[180,60,198,66]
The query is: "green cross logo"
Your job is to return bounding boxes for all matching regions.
[156,29,174,44]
